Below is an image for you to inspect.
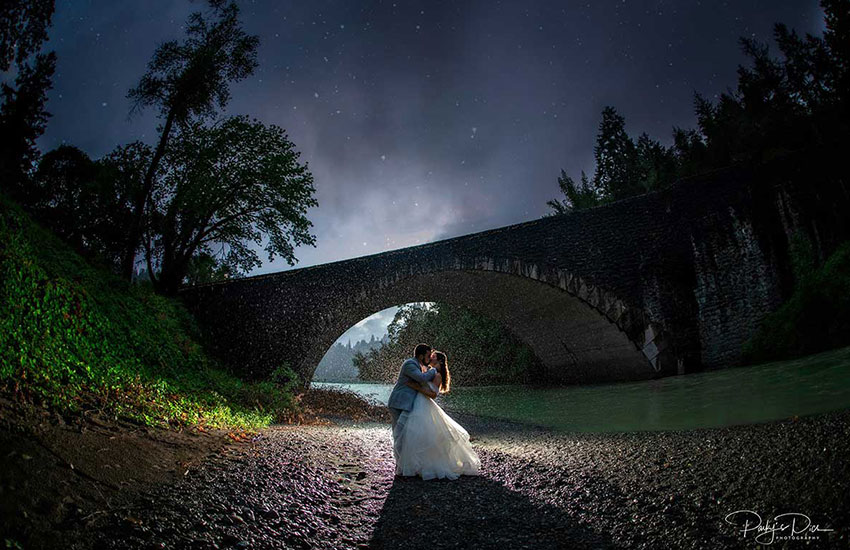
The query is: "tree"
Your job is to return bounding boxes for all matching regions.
[91,142,152,271]
[121,0,260,281]
[0,1,54,72]
[0,0,56,200]
[678,0,849,171]
[546,169,599,214]
[184,252,234,286]
[354,303,544,385]
[547,107,676,215]
[593,106,641,201]
[31,145,99,250]
[548,1,848,215]
[0,51,56,200]
[671,125,708,178]
[26,143,148,271]
[820,0,850,112]
[145,115,317,294]
[633,132,677,193]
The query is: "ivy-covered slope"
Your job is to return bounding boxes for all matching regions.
[0,195,297,429]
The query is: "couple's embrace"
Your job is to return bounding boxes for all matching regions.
[387,343,480,480]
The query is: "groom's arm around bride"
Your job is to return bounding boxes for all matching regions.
[400,356,435,385]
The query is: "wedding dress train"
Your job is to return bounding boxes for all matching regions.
[396,381,480,480]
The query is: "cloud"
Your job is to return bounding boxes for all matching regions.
[334,306,398,345]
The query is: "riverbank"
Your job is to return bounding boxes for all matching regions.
[6,388,846,549]
[0,387,387,549]
[316,344,850,433]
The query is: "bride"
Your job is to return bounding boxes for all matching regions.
[397,351,480,480]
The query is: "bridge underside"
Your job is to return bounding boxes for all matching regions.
[307,270,654,385]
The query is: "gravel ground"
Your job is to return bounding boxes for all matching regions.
[78,409,849,550]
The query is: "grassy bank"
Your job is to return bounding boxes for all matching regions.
[743,241,850,364]
[0,195,297,430]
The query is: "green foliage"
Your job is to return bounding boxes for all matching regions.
[10,142,144,273]
[185,251,234,286]
[634,132,678,194]
[672,0,849,171]
[742,241,850,364]
[30,145,99,249]
[7,2,315,295]
[788,230,816,288]
[593,106,640,200]
[148,115,317,294]
[270,363,300,390]
[0,195,297,429]
[546,170,599,215]
[353,303,545,385]
[126,0,259,123]
[9,2,315,295]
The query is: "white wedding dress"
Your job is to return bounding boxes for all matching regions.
[396,381,481,480]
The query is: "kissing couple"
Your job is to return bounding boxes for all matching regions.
[387,343,480,480]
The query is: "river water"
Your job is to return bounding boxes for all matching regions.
[313,345,850,432]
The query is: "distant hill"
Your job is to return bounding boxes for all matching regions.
[313,334,388,382]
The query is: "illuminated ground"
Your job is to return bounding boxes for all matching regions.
[73,409,848,549]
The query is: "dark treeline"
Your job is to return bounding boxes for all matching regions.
[0,0,317,295]
[314,335,388,382]
[548,0,849,214]
[353,303,545,386]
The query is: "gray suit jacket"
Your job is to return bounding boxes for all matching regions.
[387,358,436,412]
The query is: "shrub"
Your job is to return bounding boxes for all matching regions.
[742,241,850,363]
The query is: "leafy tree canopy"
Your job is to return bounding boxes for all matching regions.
[146,115,318,294]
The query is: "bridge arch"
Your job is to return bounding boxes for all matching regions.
[181,251,664,386]
[181,153,842,384]
[306,265,659,385]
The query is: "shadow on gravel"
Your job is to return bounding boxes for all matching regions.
[368,474,615,550]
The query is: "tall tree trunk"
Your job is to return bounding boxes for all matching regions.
[120,109,177,281]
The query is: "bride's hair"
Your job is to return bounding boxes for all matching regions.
[434,351,450,393]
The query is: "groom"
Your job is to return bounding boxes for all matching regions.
[387,343,437,473]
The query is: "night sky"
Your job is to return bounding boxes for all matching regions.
[37,0,824,284]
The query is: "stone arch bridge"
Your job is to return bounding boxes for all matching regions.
[180,148,848,385]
